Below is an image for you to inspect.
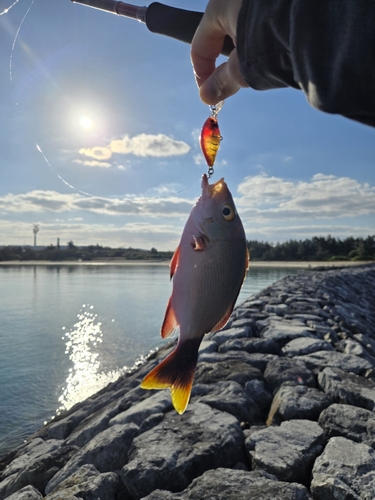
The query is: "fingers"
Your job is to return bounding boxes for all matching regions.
[190,0,247,105]
[198,49,248,105]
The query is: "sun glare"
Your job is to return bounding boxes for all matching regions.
[79,115,94,130]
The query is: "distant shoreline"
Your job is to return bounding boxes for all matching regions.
[0,260,371,268]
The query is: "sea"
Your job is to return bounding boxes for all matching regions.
[0,263,304,457]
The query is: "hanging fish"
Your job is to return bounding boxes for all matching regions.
[141,174,249,414]
[200,115,221,168]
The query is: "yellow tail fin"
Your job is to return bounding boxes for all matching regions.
[141,339,200,414]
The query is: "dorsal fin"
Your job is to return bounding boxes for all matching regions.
[161,297,178,338]
[169,245,180,279]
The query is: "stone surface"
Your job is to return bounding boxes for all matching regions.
[267,385,332,425]
[142,468,312,500]
[311,437,375,499]
[318,367,375,410]
[5,485,43,500]
[245,419,325,484]
[282,337,334,357]
[45,423,138,494]
[121,403,244,499]
[297,350,373,374]
[263,358,316,394]
[44,464,120,500]
[193,380,262,424]
[318,403,375,448]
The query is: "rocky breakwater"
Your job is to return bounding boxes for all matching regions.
[1,264,375,500]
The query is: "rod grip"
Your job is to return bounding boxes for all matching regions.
[146,2,235,56]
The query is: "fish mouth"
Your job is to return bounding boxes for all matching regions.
[201,174,226,198]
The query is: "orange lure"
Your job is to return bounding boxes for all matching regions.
[200,116,221,167]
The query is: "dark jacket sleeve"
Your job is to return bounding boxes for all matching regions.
[236,0,375,127]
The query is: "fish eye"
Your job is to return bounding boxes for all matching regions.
[221,203,235,221]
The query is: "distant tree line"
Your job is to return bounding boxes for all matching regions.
[0,235,374,262]
[0,242,173,262]
[247,235,375,261]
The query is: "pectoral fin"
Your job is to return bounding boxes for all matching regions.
[170,246,180,279]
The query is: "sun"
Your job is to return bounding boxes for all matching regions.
[79,115,94,130]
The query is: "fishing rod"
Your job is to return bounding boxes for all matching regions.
[70,0,235,56]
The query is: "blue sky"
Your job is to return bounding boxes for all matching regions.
[1,0,374,250]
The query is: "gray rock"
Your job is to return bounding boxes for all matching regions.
[282,337,334,357]
[219,337,280,355]
[261,320,317,347]
[318,367,375,410]
[0,439,78,499]
[194,381,262,424]
[44,464,120,500]
[64,398,122,448]
[45,423,138,494]
[209,327,251,345]
[297,350,373,374]
[142,468,312,500]
[197,340,217,355]
[245,419,325,483]
[264,358,316,394]
[267,385,332,425]
[109,391,172,427]
[319,403,375,448]
[194,359,262,386]
[5,485,43,500]
[121,403,244,499]
[245,379,273,412]
[311,437,375,499]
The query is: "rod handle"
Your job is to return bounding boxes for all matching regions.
[146,2,234,57]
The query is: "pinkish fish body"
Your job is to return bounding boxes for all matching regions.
[141,174,249,414]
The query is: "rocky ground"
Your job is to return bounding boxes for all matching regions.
[1,264,375,500]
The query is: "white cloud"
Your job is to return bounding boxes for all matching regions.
[0,191,194,218]
[78,146,112,160]
[78,133,190,162]
[73,159,112,168]
[237,173,375,219]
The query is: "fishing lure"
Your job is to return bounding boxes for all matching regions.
[200,101,224,177]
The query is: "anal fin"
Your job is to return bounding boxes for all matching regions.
[161,297,178,339]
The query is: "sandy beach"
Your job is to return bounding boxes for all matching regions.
[0,260,371,268]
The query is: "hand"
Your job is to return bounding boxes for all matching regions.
[191,0,248,105]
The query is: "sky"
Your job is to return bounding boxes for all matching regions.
[0,0,374,251]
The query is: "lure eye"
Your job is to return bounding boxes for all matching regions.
[221,203,235,221]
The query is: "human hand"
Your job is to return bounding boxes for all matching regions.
[191,0,248,105]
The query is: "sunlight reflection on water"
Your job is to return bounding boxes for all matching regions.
[57,304,126,414]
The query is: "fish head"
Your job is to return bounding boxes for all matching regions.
[192,174,245,242]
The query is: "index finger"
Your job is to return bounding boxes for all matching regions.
[190,14,228,88]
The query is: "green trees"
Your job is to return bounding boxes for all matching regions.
[247,235,375,261]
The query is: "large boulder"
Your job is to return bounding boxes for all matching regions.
[121,403,244,499]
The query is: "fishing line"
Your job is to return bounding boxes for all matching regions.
[0,0,21,16]
[7,0,197,204]
[9,0,35,82]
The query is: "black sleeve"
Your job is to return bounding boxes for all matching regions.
[236,0,375,127]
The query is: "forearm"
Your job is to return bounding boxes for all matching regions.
[237,0,375,127]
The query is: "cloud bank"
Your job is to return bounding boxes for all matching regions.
[78,133,191,162]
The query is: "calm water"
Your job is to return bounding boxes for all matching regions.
[0,263,303,456]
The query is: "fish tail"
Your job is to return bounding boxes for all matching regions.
[140,338,201,415]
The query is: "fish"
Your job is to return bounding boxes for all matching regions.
[200,116,221,167]
[141,174,249,414]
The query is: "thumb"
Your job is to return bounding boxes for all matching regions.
[198,50,248,105]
